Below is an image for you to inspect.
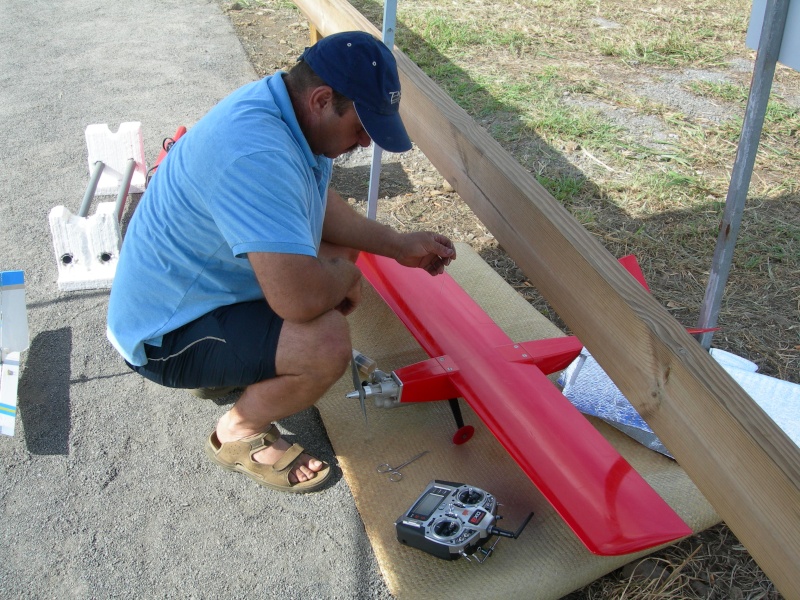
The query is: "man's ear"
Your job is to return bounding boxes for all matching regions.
[307,85,334,116]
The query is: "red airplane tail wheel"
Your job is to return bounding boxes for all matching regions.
[452,425,475,445]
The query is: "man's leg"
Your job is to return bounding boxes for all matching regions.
[215,283,354,482]
[134,241,359,485]
[215,242,359,482]
[133,302,351,485]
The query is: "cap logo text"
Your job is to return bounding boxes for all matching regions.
[389,91,401,104]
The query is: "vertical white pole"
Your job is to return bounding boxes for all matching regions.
[366,0,398,221]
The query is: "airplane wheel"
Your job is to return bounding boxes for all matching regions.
[452,425,474,445]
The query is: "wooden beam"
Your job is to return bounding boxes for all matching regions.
[309,23,323,45]
[292,1,800,595]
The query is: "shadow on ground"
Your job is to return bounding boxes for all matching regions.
[18,328,72,455]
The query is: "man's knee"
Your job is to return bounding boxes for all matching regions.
[277,310,351,381]
[313,312,352,381]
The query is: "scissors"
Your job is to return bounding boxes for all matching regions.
[377,450,429,482]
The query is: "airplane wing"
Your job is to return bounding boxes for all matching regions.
[356,252,692,556]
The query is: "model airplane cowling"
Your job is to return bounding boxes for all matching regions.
[354,252,693,556]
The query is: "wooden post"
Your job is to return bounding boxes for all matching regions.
[292,0,800,596]
[309,23,323,44]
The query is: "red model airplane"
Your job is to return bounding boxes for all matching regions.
[349,252,695,556]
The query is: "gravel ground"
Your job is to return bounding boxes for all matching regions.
[0,1,392,598]
[3,1,794,598]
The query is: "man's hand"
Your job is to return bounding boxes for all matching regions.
[394,232,457,276]
[321,188,456,276]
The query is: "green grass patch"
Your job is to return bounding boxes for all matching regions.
[535,174,588,204]
[687,80,749,104]
[404,61,628,155]
[597,30,728,67]
[350,0,796,254]
[686,80,799,136]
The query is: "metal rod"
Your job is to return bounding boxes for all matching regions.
[366,148,383,220]
[366,0,398,220]
[115,158,136,223]
[79,161,105,217]
[695,0,789,350]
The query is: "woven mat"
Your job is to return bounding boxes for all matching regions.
[317,244,719,599]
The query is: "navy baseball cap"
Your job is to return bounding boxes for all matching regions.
[300,31,412,153]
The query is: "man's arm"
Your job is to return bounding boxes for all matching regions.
[248,251,361,323]
[322,189,456,275]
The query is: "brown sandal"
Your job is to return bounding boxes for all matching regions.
[205,424,332,493]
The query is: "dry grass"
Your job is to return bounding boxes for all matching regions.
[562,524,782,599]
[347,0,800,384]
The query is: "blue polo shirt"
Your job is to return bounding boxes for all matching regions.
[107,73,333,366]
